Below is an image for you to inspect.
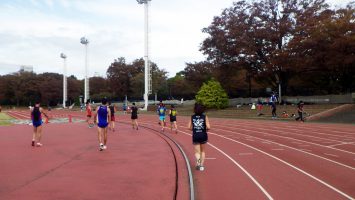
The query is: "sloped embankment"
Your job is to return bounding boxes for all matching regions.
[307,104,355,124]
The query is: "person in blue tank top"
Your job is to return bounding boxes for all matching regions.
[31,101,49,147]
[157,101,166,132]
[94,98,111,151]
[188,103,210,171]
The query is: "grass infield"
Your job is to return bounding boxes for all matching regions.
[0,113,12,126]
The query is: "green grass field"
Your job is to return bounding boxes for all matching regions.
[0,113,13,126]
[145,103,340,121]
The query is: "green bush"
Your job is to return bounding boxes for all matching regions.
[195,79,229,109]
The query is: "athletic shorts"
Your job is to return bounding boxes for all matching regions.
[159,116,166,121]
[98,122,108,128]
[111,116,115,121]
[193,132,208,145]
[32,120,43,128]
[87,115,92,118]
[131,115,138,120]
[170,117,176,122]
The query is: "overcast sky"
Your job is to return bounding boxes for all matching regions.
[0,0,352,78]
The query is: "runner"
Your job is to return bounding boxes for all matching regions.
[157,101,166,132]
[108,101,116,132]
[270,92,278,119]
[86,100,94,128]
[131,102,139,130]
[295,101,305,122]
[169,105,178,133]
[31,101,49,147]
[188,103,210,171]
[94,98,111,151]
[123,104,127,114]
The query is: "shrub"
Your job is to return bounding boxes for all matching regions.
[195,79,228,109]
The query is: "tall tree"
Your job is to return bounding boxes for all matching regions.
[289,3,355,93]
[201,0,330,97]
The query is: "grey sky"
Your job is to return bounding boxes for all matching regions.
[0,0,352,78]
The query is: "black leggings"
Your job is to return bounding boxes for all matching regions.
[295,111,304,121]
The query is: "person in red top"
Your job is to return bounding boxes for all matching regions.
[86,100,94,128]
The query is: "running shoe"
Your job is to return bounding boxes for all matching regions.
[99,144,104,151]
[36,143,43,147]
[31,140,35,146]
[103,145,107,150]
[199,166,205,171]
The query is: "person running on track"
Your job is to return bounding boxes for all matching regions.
[108,101,116,132]
[295,101,305,122]
[86,100,94,128]
[270,92,278,119]
[131,102,139,130]
[31,101,49,147]
[157,101,167,132]
[94,98,111,151]
[169,105,178,133]
[188,103,210,171]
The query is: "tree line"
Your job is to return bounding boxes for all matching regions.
[0,0,354,106]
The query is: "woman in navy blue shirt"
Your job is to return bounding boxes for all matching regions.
[188,103,210,171]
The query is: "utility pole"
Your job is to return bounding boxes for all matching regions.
[137,0,152,110]
[60,53,67,108]
[80,37,89,103]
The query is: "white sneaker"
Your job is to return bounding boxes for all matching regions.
[199,166,205,171]
[103,145,107,150]
[99,144,104,151]
[36,143,43,147]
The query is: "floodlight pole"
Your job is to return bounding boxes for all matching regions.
[60,53,67,108]
[80,37,89,103]
[137,0,151,111]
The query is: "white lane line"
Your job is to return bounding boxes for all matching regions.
[299,149,312,152]
[239,153,254,156]
[207,131,354,200]
[324,153,339,158]
[327,143,347,147]
[205,157,217,160]
[214,126,355,156]
[207,142,274,200]
[138,122,274,200]
[232,122,355,137]
[262,142,272,144]
[246,139,255,142]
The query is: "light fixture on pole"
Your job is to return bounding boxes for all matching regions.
[80,37,89,103]
[137,0,151,111]
[60,53,67,108]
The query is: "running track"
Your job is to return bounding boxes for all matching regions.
[2,109,355,200]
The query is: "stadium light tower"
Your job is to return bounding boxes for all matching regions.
[80,37,89,103]
[60,53,67,108]
[137,0,152,111]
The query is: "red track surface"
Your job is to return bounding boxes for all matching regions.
[2,110,355,200]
